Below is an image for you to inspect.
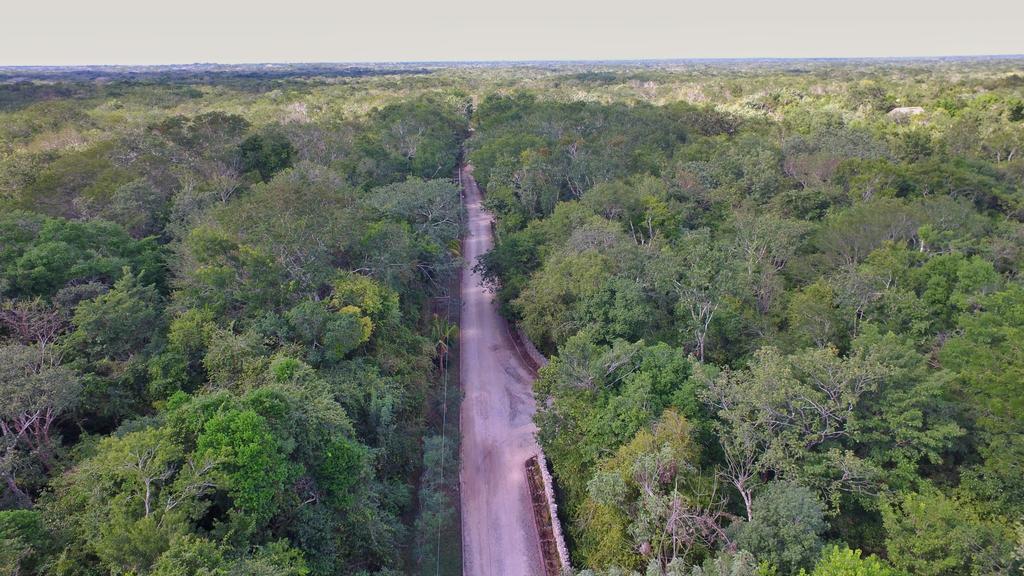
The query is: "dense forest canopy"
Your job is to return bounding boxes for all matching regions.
[0,67,469,575]
[0,58,1023,575]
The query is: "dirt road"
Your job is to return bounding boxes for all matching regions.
[459,164,545,576]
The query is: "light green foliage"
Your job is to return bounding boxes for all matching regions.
[881,489,1019,576]
[785,280,843,349]
[177,224,288,317]
[151,535,312,576]
[202,327,268,387]
[1015,525,1024,571]
[0,346,80,425]
[233,540,310,576]
[517,239,617,349]
[151,535,230,576]
[655,228,739,361]
[534,337,698,567]
[214,163,357,294]
[330,271,400,325]
[43,426,204,574]
[367,178,463,248]
[914,253,1001,332]
[196,409,292,523]
[940,285,1024,426]
[703,345,891,514]
[808,546,903,576]
[583,410,710,570]
[148,308,218,397]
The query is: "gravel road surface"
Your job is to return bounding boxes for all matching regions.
[459,163,545,576]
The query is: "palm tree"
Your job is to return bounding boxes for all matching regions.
[430,313,458,368]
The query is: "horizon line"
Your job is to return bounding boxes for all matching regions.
[3,53,1024,69]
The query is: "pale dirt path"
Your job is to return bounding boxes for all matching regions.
[459,164,545,576]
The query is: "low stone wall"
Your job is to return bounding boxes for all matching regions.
[526,454,572,575]
[508,321,570,572]
[517,326,549,369]
[514,327,569,573]
[534,451,571,572]
[506,322,548,376]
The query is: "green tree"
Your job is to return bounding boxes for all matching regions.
[215,164,357,294]
[940,285,1024,516]
[702,346,888,518]
[1,213,163,298]
[809,546,904,576]
[786,280,843,349]
[151,535,229,576]
[285,300,370,365]
[585,410,726,570]
[690,550,760,576]
[516,220,627,350]
[0,344,80,504]
[177,225,287,317]
[850,328,963,492]
[240,131,295,182]
[882,489,1018,576]
[196,409,293,525]
[0,510,48,575]
[658,229,736,361]
[42,426,216,575]
[68,269,161,361]
[733,482,826,575]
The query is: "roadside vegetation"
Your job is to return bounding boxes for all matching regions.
[468,59,1024,575]
[0,68,468,575]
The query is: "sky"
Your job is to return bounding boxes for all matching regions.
[3,0,1023,66]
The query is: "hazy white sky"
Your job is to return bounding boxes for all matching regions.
[3,0,1023,65]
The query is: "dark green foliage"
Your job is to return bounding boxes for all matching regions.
[0,211,164,298]
[68,270,162,361]
[329,97,469,188]
[152,112,250,154]
[733,482,827,574]
[240,131,295,182]
[285,300,369,365]
[940,285,1024,517]
[0,510,48,574]
[469,96,690,221]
